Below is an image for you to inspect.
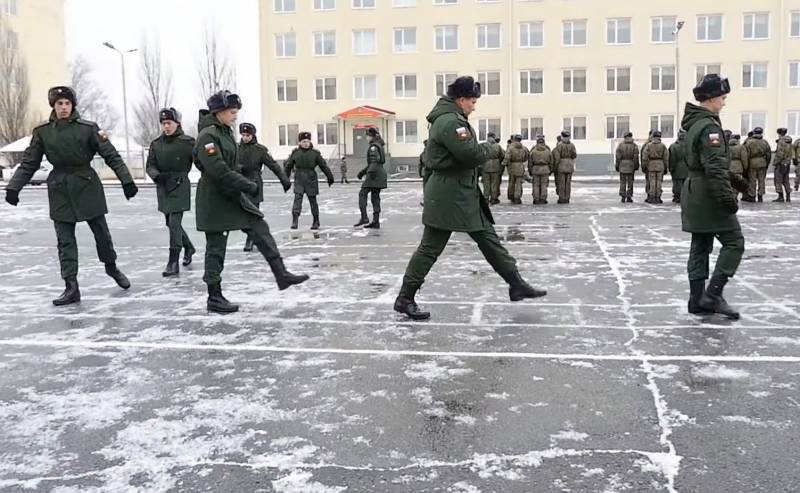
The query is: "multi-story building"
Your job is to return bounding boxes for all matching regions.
[259,0,800,172]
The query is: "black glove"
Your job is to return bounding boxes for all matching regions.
[357,171,365,180]
[5,189,19,206]
[282,181,291,193]
[123,182,138,200]
[729,172,749,194]
[153,174,168,185]
[721,197,739,214]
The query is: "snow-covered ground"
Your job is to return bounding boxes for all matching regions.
[0,182,799,492]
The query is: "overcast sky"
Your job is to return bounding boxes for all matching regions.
[64,0,261,133]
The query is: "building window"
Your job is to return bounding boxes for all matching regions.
[520,70,544,95]
[651,16,676,43]
[520,117,544,141]
[477,71,501,96]
[313,31,336,56]
[394,27,417,52]
[314,0,335,10]
[314,77,337,101]
[788,111,800,136]
[275,33,296,58]
[743,12,769,40]
[393,0,416,7]
[1,0,17,15]
[606,67,631,92]
[477,23,501,50]
[650,115,675,138]
[435,25,459,51]
[394,74,418,98]
[743,63,768,88]
[316,122,339,145]
[697,14,723,41]
[606,115,630,139]
[563,68,587,93]
[354,75,377,100]
[353,29,377,55]
[607,18,631,44]
[651,66,676,91]
[277,79,298,102]
[477,119,502,142]
[353,0,375,8]
[563,19,587,46]
[696,64,722,84]
[520,21,544,48]
[563,116,587,140]
[435,73,458,95]
[395,120,419,143]
[278,124,300,146]
[792,12,800,37]
[434,0,457,4]
[274,0,296,12]
[791,62,800,88]
[740,112,767,135]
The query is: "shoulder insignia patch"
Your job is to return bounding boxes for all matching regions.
[455,127,471,142]
[709,133,721,147]
[204,142,217,156]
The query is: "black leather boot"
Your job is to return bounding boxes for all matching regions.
[501,270,547,301]
[354,207,369,227]
[243,237,254,252]
[182,246,195,266]
[688,279,712,314]
[698,276,740,320]
[105,263,131,289]
[53,277,80,306]
[207,282,239,313]
[394,285,430,320]
[773,193,784,203]
[786,192,791,203]
[268,257,310,290]
[310,216,320,230]
[364,212,380,229]
[290,215,299,230]
[162,248,180,277]
[757,194,763,203]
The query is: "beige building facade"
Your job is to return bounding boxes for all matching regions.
[260,0,800,170]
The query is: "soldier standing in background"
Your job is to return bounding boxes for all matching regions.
[339,157,349,184]
[641,130,655,198]
[773,128,793,203]
[354,127,387,229]
[529,135,553,205]
[743,127,771,203]
[4,86,138,306]
[668,130,689,203]
[481,132,506,205]
[793,136,800,191]
[146,108,196,276]
[615,132,639,203]
[552,130,577,204]
[642,130,669,204]
[284,132,335,230]
[503,134,528,204]
[727,134,748,200]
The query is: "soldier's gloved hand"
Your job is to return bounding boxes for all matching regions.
[123,182,138,200]
[357,171,365,180]
[246,181,258,196]
[282,181,291,193]
[153,174,168,185]
[729,172,749,194]
[5,189,19,206]
[721,196,739,214]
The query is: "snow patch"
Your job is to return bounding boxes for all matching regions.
[692,364,750,381]
[272,470,345,493]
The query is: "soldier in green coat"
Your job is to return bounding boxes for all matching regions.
[727,133,748,201]
[237,122,291,251]
[529,135,553,205]
[4,86,137,306]
[668,130,689,203]
[146,108,196,277]
[615,132,639,203]
[481,132,505,205]
[553,130,577,204]
[393,76,546,320]
[194,91,308,314]
[284,132,334,230]
[742,127,771,202]
[642,131,670,204]
[503,135,529,204]
[354,127,387,229]
[793,137,800,191]
[681,74,748,320]
[772,128,793,202]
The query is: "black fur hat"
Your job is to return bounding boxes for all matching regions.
[207,90,242,114]
[693,74,731,102]
[239,122,256,135]
[298,131,312,141]
[48,86,76,107]
[447,76,481,99]
[159,108,182,124]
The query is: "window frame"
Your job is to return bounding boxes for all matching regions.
[606,66,631,93]
[562,19,588,47]
[394,74,418,99]
[519,21,544,48]
[434,25,459,51]
[562,68,587,94]
[742,62,768,89]
[314,77,338,101]
[606,17,632,45]
[697,13,724,42]
[276,79,299,102]
[743,12,770,40]
[651,65,677,92]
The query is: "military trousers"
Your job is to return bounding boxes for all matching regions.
[795,166,800,188]
[482,171,502,201]
[774,164,791,196]
[164,212,195,251]
[647,171,664,199]
[556,173,573,202]
[672,178,685,202]
[292,193,319,219]
[203,217,281,285]
[507,174,524,201]
[619,173,634,198]
[532,175,549,202]
[54,215,117,280]
[401,225,517,291]
[747,167,767,198]
[340,175,349,184]
[687,230,745,281]
[359,187,381,215]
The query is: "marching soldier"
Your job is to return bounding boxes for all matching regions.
[742,127,771,203]
[681,74,748,320]
[393,76,546,320]
[481,132,506,205]
[727,134,748,200]
[284,132,335,230]
[238,122,292,251]
[194,90,308,313]
[794,136,800,191]
[4,86,138,305]
[642,130,669,204]
[553,130,577,204]
[529,135,553,205]
[354,127,387,229]
[615,132,639,203]
[773,128,793,202]
[668,130,689,203]
[340,157,349,184]
[503,134,529,204]
[146,107,196,277]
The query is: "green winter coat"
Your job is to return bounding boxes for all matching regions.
[284,146,334,196]
[238,137,290,204]
[727,140,747,175]
[193,110,261,232]
[482,138,505,173]
[642,139,669,173]
[7,110,134,222]
[775,136,793,164]
[421,97,492,232]
[680,103,740,234]
[146,128,195,214]
[743,136,771,170]
[359,136,388,189]
[668,140,689,179]
[528,144,553,176]
[615,138,640,174]
[553,139,577,173]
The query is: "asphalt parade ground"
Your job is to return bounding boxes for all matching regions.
[1,181,799,492]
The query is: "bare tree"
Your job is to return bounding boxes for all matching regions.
[69,56,120,132]
[196,24,236,101]
[0,18,33,177]
[132,35,173,146]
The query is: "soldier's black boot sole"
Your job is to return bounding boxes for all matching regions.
[504,271,547,301]
[163,248,180,277]
[394,296,430,320]
[53,278,81,306]
[364,213,380,229]
[105,263,131,290]
[207,283,239,313]
[243,239,254,252]
[182,247,195,266]
[698,276,740,320]
[354,217,369,227]
[290,216,299,230]
[269,258,310,290]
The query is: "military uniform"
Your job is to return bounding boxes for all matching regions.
[773,130,793,202]
[529,138,553,204]
[503,139,529,204]
[6,91,137,305]
[340,158,349,184]
[553,133,577,204]
[615,134,639,202]
[481,135,506,204]
[727,135,747,200]
[743,129,772,202]
[642,134,669,204]
[284,139,334,230]
[355,130,388,228]
[668,132,689,203]
[793,137,800,191]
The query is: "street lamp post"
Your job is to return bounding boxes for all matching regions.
[102,42,139,180]
[673,21,685,130]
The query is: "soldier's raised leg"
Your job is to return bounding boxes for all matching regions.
[469,226,546,301]
[204,231,237,313]
[87,215,129,289]
[244,217,309,290]
[52,221,80,306]
[396,226,453,320]
[291,193,303,229]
